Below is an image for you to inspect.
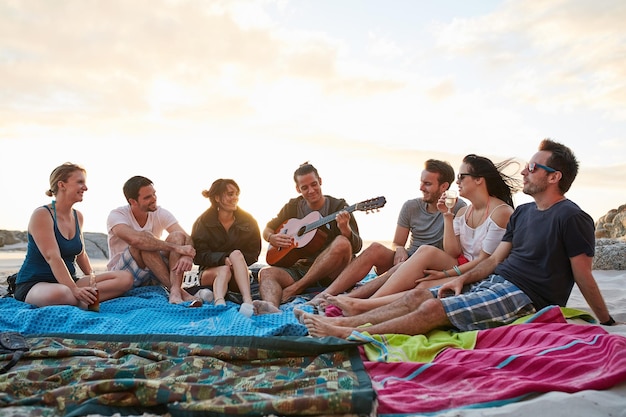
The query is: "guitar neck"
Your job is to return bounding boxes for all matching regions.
[303,203,357,234]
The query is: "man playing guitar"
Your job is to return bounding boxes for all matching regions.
[253,162,363,314]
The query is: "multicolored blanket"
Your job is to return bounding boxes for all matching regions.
[362,306,626,415]
[2,287,626,416]
[0,334,373,416]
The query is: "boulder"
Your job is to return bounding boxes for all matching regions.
[0,230,27,247]
[592,238,626,270]
[84,232,109,259]
[0,230,108,259]
[595,204,626,239]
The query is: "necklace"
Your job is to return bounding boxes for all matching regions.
[467,197,491,229]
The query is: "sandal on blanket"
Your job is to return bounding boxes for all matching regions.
[187,299,203,308]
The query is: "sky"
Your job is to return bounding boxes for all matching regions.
[1,0,625,244]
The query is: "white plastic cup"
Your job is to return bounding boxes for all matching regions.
[239,302,254,318]
[196,288,214,302]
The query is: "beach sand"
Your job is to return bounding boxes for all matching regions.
[1,244,625,416]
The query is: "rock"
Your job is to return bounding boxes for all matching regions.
[0,230,27,247]
[0,229,108,259]
[592,238,626,270]
[595,204,626,239]
[84,232,109,259]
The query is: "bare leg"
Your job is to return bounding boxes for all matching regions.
[343,264,400,298]
[370,245,456,298]
[200,266,230,305]
[283,236,353,302]
[303,288,451,338]
[255,266,294,314]
[165,233,198,304]
[135,233,199,304]
[26,282,81,307]
[314,242,395,299]
[326,291,407,316]
[228,250,253,305]
[89,270,134,301]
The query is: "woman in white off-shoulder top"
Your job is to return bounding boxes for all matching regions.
[323,154,522,316]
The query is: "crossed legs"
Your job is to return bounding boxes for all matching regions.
[132,232,199,304]
[254,236,353,314]
[301,287,451,338]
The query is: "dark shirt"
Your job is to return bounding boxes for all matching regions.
[17,206,83,285]
[266,195,363,263]
[494,199,595,310]
[191,206,261,268]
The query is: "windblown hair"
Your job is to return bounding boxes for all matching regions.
[463,154,522,207]
[122,176,153,202]
[47,162,86,197]
[202,179,240,207]
[538,138,579,194]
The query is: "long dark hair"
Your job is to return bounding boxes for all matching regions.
[463,154,522,207]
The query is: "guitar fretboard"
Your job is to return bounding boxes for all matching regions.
[302,203,357,234]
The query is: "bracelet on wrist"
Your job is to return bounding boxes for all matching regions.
[600,315,616,326]
[442,269,450,278]
[453,265,462,276]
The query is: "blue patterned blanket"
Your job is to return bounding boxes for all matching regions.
[0,286,311,336]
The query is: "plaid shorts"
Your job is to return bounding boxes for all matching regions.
[430,274,536,331]
[113,248,163,288]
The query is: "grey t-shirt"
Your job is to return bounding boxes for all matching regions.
[398,198,466,255]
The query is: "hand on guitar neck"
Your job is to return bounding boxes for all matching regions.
[266,196,386,267]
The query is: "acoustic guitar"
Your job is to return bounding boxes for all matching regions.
[266,196,387,267]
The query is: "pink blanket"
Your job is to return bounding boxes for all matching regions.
[366,306,626,415]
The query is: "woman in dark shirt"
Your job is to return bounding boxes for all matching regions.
[15,163,133,307]
[191,179,261,312]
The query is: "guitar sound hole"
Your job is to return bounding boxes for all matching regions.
[297,227,306,237]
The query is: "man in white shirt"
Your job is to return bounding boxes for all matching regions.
[107,176,201,306]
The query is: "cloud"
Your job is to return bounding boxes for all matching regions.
[432,0,626,120]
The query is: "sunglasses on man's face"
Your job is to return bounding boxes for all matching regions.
[526,162,556,173]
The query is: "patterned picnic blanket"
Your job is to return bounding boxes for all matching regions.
[0,334,373,416]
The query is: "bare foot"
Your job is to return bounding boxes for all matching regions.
[301,312,353,338]
[293,306,312,323]
[306,292,329,306]
[169,288,202,306]
[253,300,281,315]
[326,295,368,316]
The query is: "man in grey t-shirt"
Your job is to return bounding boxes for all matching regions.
[311,159,466,301]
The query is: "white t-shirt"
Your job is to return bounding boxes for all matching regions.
[453,204,508,261]
[106,205,178,270]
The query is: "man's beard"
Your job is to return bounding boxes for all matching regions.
[523,181,547,196]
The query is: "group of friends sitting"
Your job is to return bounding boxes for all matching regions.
[13,138,617,338]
